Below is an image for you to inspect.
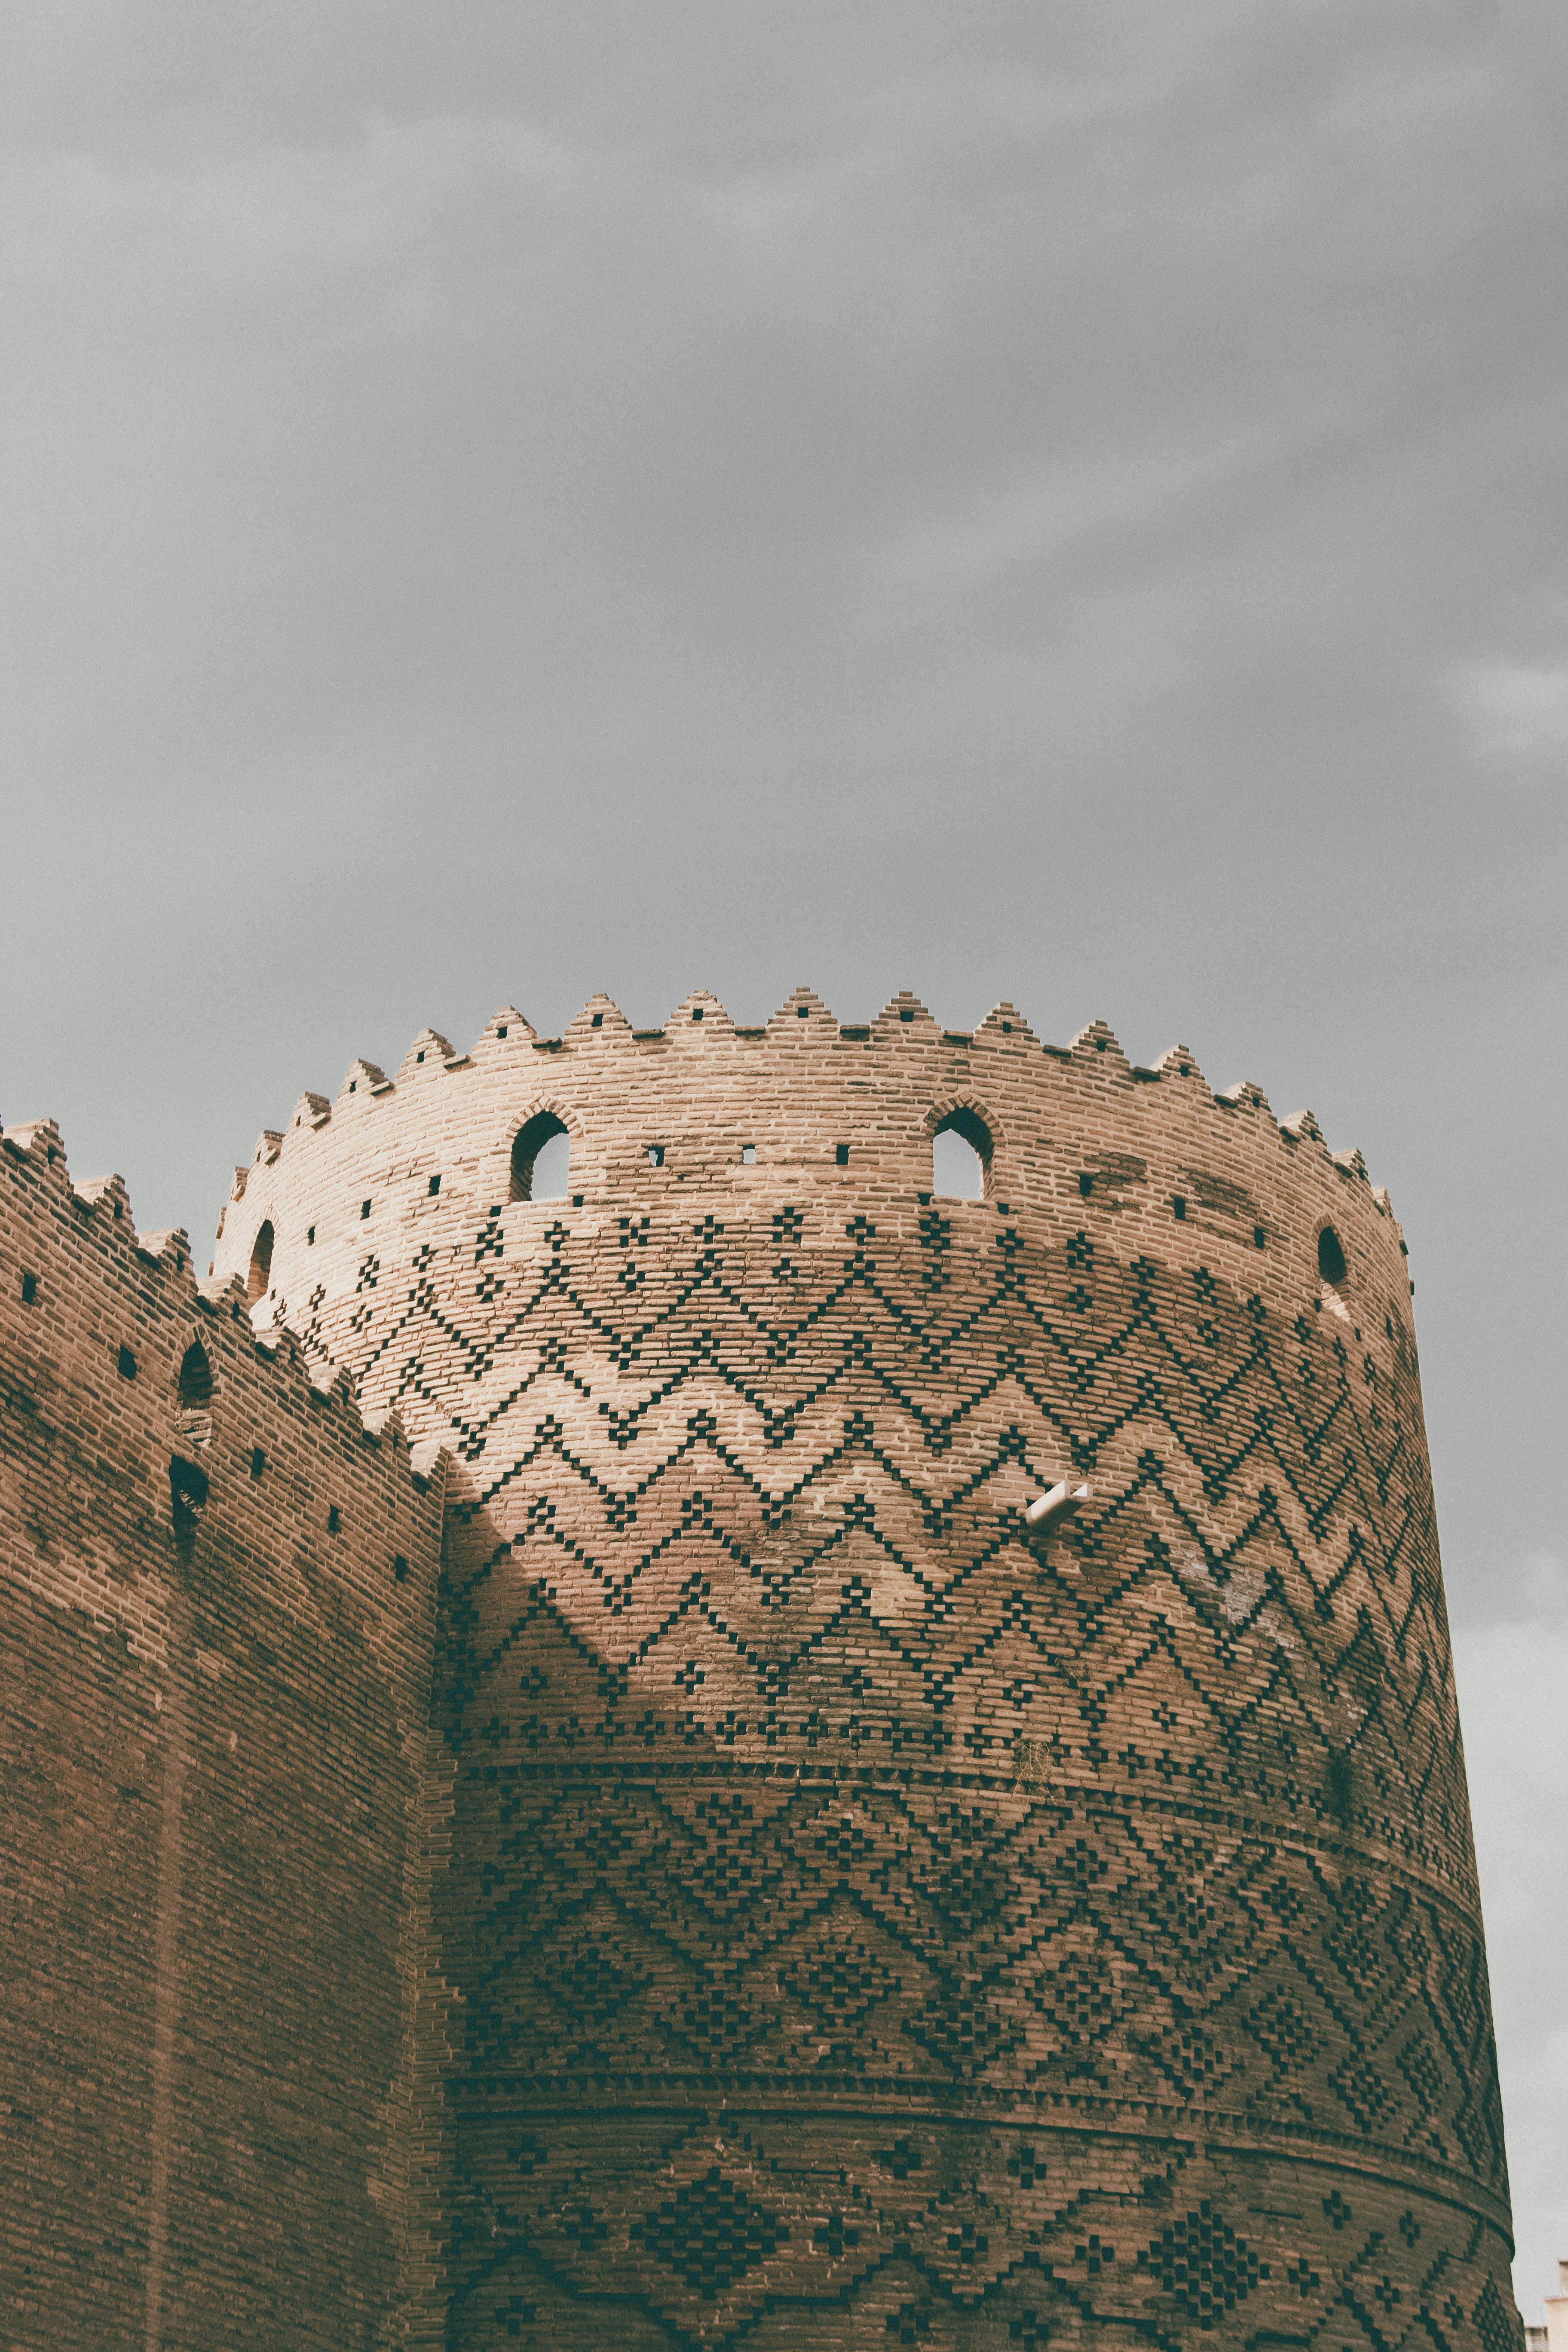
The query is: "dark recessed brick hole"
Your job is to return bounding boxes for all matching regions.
[306,1225,315,1245]
[250,1448,265,1479]
[836,1144,850,1166]
[169,1454,208,1543]
[428,1173,441,1196]
[1078,1173,1094,1199]
[361,1199,371,1220]
[900,1008,915,1023]
[21,1272,37,1303]
[247,1219,273,1302]
[1318,1225,1348,1285]
[572,1193,584,1207]
[416,1048,426,1062]
[117,1344,137,1379]
[692,1005,703,1021]
[327,1506,341,1534]
[178,1342,212,1406]
[496,1024,508,1039]
[1254,1225,1266,1250]
[797,1003,809,1017]
[349,1079,357,1093]
[393,1553,408,1583]
[1173,1197,1187,1221]
[591,1011,603,1028]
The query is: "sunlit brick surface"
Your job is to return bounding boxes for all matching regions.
[9,988,1520,2348]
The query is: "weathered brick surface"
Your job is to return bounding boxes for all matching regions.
[0,1120,450,2349]
[5,986,1522,2349]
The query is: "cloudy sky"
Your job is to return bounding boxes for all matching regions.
[4,0,1565,2306]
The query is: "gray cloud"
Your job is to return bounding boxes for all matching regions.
[3,0,1565,2304]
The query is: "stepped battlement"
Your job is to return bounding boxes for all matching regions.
[213,989,1415,1397]
[0,998,1518,2352]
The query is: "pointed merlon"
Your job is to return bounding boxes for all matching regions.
[2,1119,68,1178]
[1156,1044,1208,1090]
[74,1173,134,1229]
[1219,1080,1272,1119]
[1070,1020,1131,1076]
[671,988,736,1035]
[479,1006,534,1048]
[979,1002,1034,1044]
[397,1029,455,1079]
[339,1060,388,1102]
[879,991,937,1035]
[769,985,836,1033]
[567,994,631,1041]
[137,1228,191,1270]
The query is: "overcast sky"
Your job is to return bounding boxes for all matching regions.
[4,0,1565,2308]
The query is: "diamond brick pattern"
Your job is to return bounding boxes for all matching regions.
[632,2168,787,2296]
[201,1001,1522,2348]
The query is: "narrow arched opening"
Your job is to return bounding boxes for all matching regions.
[932,1107,992,1201]
[1318,1225,1348,1287]
[247,1220,274,1303]
[178,1341,213,1407]
[511,1112,570,1203]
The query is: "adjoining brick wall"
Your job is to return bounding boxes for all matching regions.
[0,1120,450,2352]
[209,990,1522,2350]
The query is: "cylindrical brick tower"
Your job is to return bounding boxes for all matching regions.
[214,989,1520,2352]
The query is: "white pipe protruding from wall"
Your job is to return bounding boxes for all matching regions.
[1023,1480,1093,1536]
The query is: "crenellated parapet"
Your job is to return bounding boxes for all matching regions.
[211,989,1417,1401]
[0,989,1518,2351]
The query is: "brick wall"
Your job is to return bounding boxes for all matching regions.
[0,1120,449,2351]
[205,990,1521,2349]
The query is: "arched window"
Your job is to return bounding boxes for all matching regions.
[1318,1225,1348,1286]
[247,1220,274,1303]
[178,1341,213,1406]
[932,1107,991,1201]
[511,1112,570,1203]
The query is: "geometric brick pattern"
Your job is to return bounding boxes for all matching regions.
[350,1204,1516,2347]
[207,992,1524,2349]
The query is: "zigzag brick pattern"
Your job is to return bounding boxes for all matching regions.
[211,989,1522,2352]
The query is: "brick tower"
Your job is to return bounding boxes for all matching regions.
[1,989,1521,2349]
[206,988,1520,2351]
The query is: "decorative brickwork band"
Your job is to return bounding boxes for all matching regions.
[0,989,1520,2349]
[209,993,1519,2351]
